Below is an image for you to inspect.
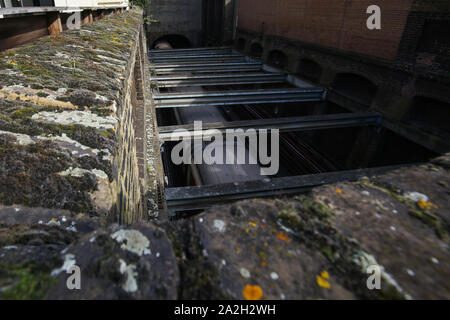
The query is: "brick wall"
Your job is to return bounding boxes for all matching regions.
[238,0,414,60]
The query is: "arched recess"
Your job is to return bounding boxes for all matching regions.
[268,50,288,69]
[249,42,263,58]
[406,96,450,135]
[152,34,192,49]
[332,73,378,106]
[298,58,322,83]
[236,38,246,51]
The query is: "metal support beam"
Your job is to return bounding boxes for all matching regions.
[165,165,409,212]
[154,88,326,108]
[158,112,382,141]
[152,72,286,88]
[151,62,261,70]
[151,63,262,75]
[149,46,233,56]
[151,54,243,61]
[150,56,247,65]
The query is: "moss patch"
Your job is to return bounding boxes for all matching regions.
[0,262,57,300]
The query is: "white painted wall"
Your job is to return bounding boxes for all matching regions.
[52,0,129,8]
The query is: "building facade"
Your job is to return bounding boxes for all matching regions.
[235,0,450,154]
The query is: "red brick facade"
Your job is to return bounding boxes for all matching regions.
[237,0,414,60]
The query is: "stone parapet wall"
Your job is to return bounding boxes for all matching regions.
[0,9,156,224]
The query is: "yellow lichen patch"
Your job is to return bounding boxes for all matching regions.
[0,90,78,110]
[243,285,263,300]
[335,188,342,194]
[276,232,290,242]
[417,200,433,211]
[316,270,330,289]
[248,222,257,228]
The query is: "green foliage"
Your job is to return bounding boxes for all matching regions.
[130,0,150,9]
[1,263,56,300]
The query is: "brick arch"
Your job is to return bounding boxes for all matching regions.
[331,72,378,107]
[151,34,192,49]
[297,58,323,82]
[249,41,263,58]
[405,96,450,135]
[268,49,288,69]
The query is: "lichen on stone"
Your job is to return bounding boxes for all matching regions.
[111,229,151,256]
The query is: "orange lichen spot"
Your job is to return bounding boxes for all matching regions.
[276,232,289,242]
[316,270,330,289]
[335,189,342,194]
[417,200,433,211]
[260,261,267,268]
[243,285,263,300]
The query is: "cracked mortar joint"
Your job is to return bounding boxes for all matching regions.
[111,229,151,256]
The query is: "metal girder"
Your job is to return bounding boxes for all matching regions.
[149,49,234,57]
[157,112,382,141]
[153,88,326,108]
[151,61,262,70]
[151,54,243,61]
[149,46,233,56]
[151,63,262,75]
[164,165,408,212]
[150,56,247,65]
[153,66,263,75]
[152,72,287,88]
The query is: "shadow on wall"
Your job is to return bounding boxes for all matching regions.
[405,96,450,137]
[152,34,192,49]
[332,73,378,107]
[249,42,263,57]
[268,50,288,69]
[236,38,246,51]
[298,58,322,83]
